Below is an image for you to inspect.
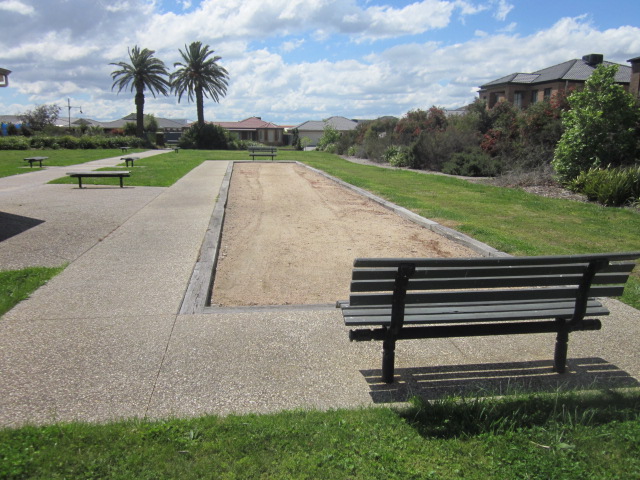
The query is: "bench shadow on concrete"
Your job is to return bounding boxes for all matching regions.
[362,357,640,403]
[0,212,44,242]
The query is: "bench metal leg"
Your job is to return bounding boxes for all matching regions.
[554,320,569,373]
[382,337,396,383]
[77,177,83,189]
[119,176,124,188]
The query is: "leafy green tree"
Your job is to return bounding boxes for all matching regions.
[19,104,61,131]
[552,64,640,182]
[171,41,229,127]
[110,46,170,138]
[316,123,341,151]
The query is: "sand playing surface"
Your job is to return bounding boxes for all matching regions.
[211,163,476,306]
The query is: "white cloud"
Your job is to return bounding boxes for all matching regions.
[493,0,513,21]
[0,0,34,15]
[280,39,305,53]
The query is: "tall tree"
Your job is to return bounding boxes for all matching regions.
[171,41,229,126]
[110,46,170,138]
[552,64,640,182]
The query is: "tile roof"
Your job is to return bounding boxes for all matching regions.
[211,117,283,130]
[295,116,358,131]
[480,56,632,88]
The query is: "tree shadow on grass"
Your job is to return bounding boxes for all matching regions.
[362,357,640,404]
[0,211,44,242]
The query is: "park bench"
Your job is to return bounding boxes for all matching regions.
[24,156,48,168]
[67,171,131,189]
[337,252,640,383]
[121,156,139,167]
[248,146,277,160]
[166,141,180,152]
[119,146,131,152]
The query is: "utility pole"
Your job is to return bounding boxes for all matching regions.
[67,98,82,129]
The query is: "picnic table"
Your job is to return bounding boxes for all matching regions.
[23,156,48,168]
[120,146,131,152]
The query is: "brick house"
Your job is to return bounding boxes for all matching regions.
[478,54,633,109]
[211,117,284,146]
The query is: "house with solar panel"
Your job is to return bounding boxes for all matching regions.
[478,54,637,109]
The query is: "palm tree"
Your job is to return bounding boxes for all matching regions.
[171,41,229,126]
[110,46,170,137]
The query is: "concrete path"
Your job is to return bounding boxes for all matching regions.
[1,155,639,427]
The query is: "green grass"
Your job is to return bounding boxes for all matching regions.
[0,149,147,178]
[1,389,638,479]
[0,266,65,317]
[1,149,640,478]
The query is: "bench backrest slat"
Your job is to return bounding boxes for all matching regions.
[351,263,635,281]
[351,272,632,292]
[349,285,626,307]
[353,252,640,268]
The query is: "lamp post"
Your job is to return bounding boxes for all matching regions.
[67,98,82,129]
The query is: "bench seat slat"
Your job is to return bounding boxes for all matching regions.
[350,272,630,292]
[348,285,625,306]
[351,263,635,281]
[343,300,609,326]
[343,298,605,317]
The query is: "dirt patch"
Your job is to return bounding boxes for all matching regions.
[211,163,476,306]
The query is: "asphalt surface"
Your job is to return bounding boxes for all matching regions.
[0,152,638,427]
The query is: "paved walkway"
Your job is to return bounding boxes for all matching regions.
[0,154,639,427]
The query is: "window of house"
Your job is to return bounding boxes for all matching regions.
[514,91,523,108]
[544,88,552,100]
[530,90,538,104]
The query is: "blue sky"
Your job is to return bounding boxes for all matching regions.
[1,0,639,125]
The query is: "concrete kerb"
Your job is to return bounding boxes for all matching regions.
[179,161,508,315]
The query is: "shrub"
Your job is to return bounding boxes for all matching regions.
[179,123,230,149]
[0,136,30,150]
[410,127,479,171]
[569,166,640,206]
[383,145,411,167]
[442,150,502,177]
[316,124,341,151]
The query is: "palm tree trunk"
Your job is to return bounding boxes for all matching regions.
[196,87,205,127]
[135,86,145,138]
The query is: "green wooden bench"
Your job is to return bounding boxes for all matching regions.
[248,146,277,160]
[67,171,131,189]
[166,141,180,152]
[121,156,139,167]
[337,252,640,383]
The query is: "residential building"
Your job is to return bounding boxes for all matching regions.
[294,116,359,146]
[0,68,10,87]
[629,56,640,99]
[478,54,633,109]
[211,117,284,145]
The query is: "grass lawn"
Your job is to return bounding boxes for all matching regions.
[0,266,64,317]
[1,149,639,478]
[1,390,638,479]
[0,149,147,178]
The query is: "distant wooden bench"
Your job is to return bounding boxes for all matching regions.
[24,156,48,168]
[120,146,131,153]
[67,171,131,189]
[248,146,277,160]
[121,156,139,167]
[166,141,180,152]
[337,252,640,383]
